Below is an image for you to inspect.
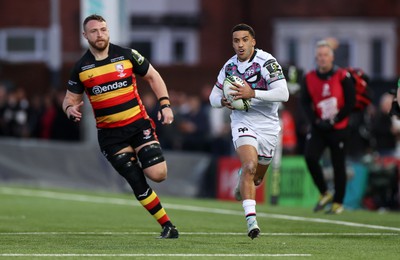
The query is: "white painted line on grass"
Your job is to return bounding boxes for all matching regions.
[0,231,398,236]
[0,253,312,257]
[1,187,400,233]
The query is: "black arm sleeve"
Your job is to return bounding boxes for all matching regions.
[130,49,150,77]
[67,66,85,94]
[334,73,356,123]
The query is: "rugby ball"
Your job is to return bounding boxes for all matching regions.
[223,75,251,111]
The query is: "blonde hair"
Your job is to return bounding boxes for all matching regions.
[315,40,334,55]
[316,40,333,49]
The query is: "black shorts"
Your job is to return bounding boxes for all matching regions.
[98,118,158,159]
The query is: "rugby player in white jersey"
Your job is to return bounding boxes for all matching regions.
[209,23,289,239]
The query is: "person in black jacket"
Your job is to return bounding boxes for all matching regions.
[301,40,355,214]
[371,93,398,156]
[390,78,400,117]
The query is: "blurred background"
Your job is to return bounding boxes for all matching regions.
[0,0,399,211]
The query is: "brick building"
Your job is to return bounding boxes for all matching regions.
[0,0,399,97]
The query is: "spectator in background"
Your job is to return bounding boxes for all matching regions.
[390,78,400,119]
[200,83,233,156]
[176,95,210,152]
[50,89,81,141]
[165,90,189,150]
[0,83,8,136]
[173,90,190,115]
[28,94,45,138]
[209,103,233,157]
[347,110,373,161]
[301,40,355,215]
[2,87,31,138]
[395,78,400,157]
[200,83,213,112]
[37,92,57,139]
[141,92,159,122]
[370,93,399,157]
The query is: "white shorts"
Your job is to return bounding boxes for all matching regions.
[232,122,279,165]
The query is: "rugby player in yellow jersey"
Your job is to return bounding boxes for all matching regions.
[62,14,178,239]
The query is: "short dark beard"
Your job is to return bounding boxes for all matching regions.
[88,38,109,52]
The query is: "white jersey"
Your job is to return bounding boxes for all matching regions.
[215,49,286,136]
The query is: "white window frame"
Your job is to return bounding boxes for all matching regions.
[0,28,48,62]
[273,19,397,79]
[129,28,198,65]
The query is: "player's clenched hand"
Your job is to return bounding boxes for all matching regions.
[159,106,174,125]
[231,80,255,100]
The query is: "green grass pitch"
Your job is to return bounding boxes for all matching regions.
[0,185,399,259]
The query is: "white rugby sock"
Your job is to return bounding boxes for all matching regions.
[243,199,256,218]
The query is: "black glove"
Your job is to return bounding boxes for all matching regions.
[315,119,334,131]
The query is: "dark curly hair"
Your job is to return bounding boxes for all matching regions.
[231,23,255,38]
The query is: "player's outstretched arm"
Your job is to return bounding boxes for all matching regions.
[63,90,84,122]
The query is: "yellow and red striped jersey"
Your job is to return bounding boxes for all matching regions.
[67,44,150,129]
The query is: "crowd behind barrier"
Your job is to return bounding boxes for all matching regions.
[0,80,399,210]
[0,83,80,141]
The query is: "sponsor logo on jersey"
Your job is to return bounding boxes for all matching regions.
[82,64,95,71]
[131,49,144,65]
[225,63,264,89]
[110,56,125,63]
[264,59,283,77]
[115,63,126,78]
[322,83,331,97]
[68,80,77,86]
[245,67,256,78]
[238,127,249,133]
[92,80,128,95]
[143,128,152,140]
[137,188,150,198]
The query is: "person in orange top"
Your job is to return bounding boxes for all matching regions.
[62,14,178,239]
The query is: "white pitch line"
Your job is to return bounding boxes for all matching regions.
[0,253,312,257]
[1,187,400,232]
[0,231,398,236]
